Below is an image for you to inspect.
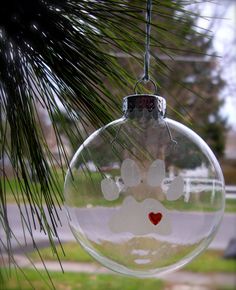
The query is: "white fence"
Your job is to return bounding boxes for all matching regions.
[163,178,235,201]
[225,185,236,200]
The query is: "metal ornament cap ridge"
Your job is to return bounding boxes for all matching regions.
[122,94,166,118]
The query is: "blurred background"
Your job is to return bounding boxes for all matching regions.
[1,0,236,289]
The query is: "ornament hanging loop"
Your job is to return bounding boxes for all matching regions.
[134,78,157,95]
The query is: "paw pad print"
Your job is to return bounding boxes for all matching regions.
[101,158,184,235]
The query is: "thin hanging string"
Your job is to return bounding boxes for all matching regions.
[143,0,152,82]
[134,0,157,94]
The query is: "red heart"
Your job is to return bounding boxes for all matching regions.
[148,212,162,225]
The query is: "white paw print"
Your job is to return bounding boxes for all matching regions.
[101,159,184,236]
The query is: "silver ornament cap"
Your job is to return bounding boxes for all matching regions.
[122,94,166,119]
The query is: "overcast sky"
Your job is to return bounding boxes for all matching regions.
[198,1,236,129]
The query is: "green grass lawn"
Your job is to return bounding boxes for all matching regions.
[28,242,236,274]
[185,250,236,273]
[2,270,164,290]
[225,199,236,213]
[2,269,236,290]
[4,172,65,205]
[29,242,92,263]
[217,287,236,290]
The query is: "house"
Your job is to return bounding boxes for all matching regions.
[225,130,236,160]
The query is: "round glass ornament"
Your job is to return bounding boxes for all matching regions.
[64,94,225,277]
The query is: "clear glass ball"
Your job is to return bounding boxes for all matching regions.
[64,95,225,277]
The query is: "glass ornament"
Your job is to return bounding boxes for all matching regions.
[64,94,225,277]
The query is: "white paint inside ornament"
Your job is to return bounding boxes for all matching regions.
[101,178,119,201]
[109,196,172,236]
[166,176,184,201]
[121,159,141,187]
[101,158,185,236]
[147,159,165,187]
[134,259,151,265]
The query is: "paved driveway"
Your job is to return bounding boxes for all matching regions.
[1,204,236,251]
